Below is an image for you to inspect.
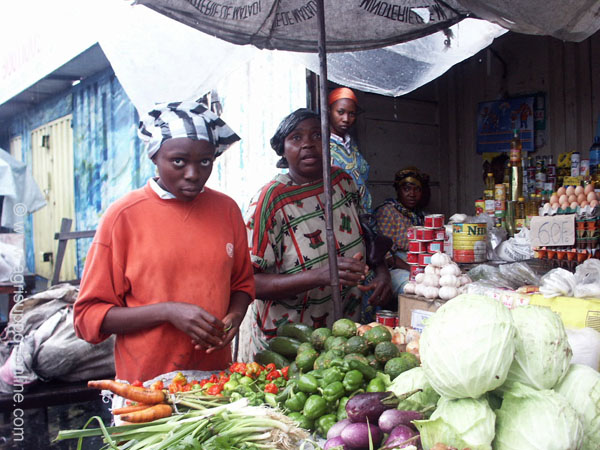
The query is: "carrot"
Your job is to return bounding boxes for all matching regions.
[111,404,152,415]
[88,380,166,404]
[120,404,173,423]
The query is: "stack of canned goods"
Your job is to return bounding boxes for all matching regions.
[406,214,447,281]
[376,309,399,327]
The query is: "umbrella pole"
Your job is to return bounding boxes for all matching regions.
[316,0,342,322]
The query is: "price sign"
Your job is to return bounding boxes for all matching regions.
[530,215,575,247]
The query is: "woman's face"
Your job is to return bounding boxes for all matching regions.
[397,182,422,210]
[283,117,323,184]
[153,137,215,201]
[329,98,357,137]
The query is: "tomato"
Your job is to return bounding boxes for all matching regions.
[207,384,223,396]
[230,362,247,375]
[281,366,289,380]
[150,380,164,391]
[264,363,277,372]
[264,383,279,394]
[200,379,210,388]
[131,380,143,387]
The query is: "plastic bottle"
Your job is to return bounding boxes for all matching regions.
[484,173,495,200]
[515,197,526,231]
[510,129,523,201]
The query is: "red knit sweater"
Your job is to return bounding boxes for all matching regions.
[74,182,255,382]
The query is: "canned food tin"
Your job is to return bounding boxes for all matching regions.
[475,199,485,216]
[424,214,445,228]
[418,253,434,266]
[433,228,446,240]
[406,227,417,240]
[408,241,427,253]
[416,228,435,241]
[406,252,420,264]
[494,200,506,211]
[376,310,398,327]
[427,241,443,253]
[494,184,506,201]
[409,264,425,281]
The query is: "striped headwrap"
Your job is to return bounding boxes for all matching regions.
[138,100,240,159]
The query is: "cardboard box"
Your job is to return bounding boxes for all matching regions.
[398,294,446,331]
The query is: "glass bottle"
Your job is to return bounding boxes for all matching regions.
[510,129,523,201]
[515,197,526,231]
[484,173,495,200]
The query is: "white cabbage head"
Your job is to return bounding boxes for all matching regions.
[388,367,440,417]
[502,305,572,391]
[420,294,516,398]
[494,383,583,450]
[555,364,600,450]
[414,397,496,450]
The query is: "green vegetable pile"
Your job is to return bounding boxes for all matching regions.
[253,319,419,437]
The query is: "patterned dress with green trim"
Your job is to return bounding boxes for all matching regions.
[239,168,366,360]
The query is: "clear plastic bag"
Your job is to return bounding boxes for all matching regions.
[573,259,600,298]
[566,327,600,370]
[467,261,539,290]
[539,268,577,298]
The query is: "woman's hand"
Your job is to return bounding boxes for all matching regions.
[165,302,226,350]
[359,263,393,307]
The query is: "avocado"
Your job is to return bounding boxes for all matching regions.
[384,352,419,380]
[344,335,370,355]
[374,341,400,363]
[364,325,392,347]
[331,318,357,338]
[311,327,332,351]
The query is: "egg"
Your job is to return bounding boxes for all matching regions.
[566,186,575,196]
[577,193,586,204]
[559,194,568,204]
[590,199,599,208]
[551,202,559,209]
[557,186,566,196]
[550,194,558,204]
[587,191,597,202]
[560,202,569,210]
[585,184,595,195]
[575,186,584,195]
[568,194,577,203]
[580,201,589,208]
[570,201,579,209]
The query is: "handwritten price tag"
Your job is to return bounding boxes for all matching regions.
[530,215,575,247]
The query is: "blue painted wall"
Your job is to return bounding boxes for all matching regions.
[2,68,154,277]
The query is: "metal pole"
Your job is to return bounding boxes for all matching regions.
[316,0,342,321]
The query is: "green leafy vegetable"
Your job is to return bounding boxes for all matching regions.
[388,367,440,417]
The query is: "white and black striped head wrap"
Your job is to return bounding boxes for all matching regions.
[138,100,240,159]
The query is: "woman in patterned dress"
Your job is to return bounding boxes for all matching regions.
[328,87,373,214]
[238,109,392,360]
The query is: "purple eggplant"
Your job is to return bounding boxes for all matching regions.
[323,435,348,450]
[383,424,419,449]
[327,418,352,440]
[378,409,424,433]
[341,422,383,449]
[346,392,399,424]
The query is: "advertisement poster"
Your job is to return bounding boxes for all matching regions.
[476,95,535,154]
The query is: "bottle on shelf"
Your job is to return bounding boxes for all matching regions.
[509,129,523,201]
[515,197,526,231]
[505,200,517,237]
[484,173,495,200]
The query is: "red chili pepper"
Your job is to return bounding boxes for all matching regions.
[207,384,223,396]
[200,379,209,388]
[264,363,277,372]
[131,380,143,387]
[281,366,289,380]
[209,374,219,384]
[230,362,247,375]
[190,380,199,386]
[182,384,192,392]
[266,370,281,381]
[264,383,279,394]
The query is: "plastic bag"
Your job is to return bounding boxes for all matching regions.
[497,262,540,287]
[573,259,600,298]
[538,268,577,298]
[495,227,534,262]
[566,328,600,371]
[467,264,514,289]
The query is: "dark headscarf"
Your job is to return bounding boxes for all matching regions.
[270,108,320,168]
[393,166,431,209]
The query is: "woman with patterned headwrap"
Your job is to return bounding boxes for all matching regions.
[74,100,255,383]
[374,167,430,296]
[328,87,373,214]
[238,108,392,361]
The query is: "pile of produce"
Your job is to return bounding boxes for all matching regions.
[403,252,471,301]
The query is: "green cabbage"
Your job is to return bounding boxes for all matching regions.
[388,367,440,417]
[502,305,572,391]
[554,364,600,450]
[414,397,495,450]
[420,295,516,398]
[494,383,583,450]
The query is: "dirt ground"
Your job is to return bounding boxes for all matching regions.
[0,397,112,450]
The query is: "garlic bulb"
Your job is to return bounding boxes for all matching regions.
[404,281,416,295]
[439,274,460,287]
[422,274,440,287]
[431,252,451,267]
[415,283,426,297]
[415,273,425,284]
[424,265,437,275]
[438,286,458,300]
[440,263,461,277]
[459,274,472,286]
[423,286,439,299]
